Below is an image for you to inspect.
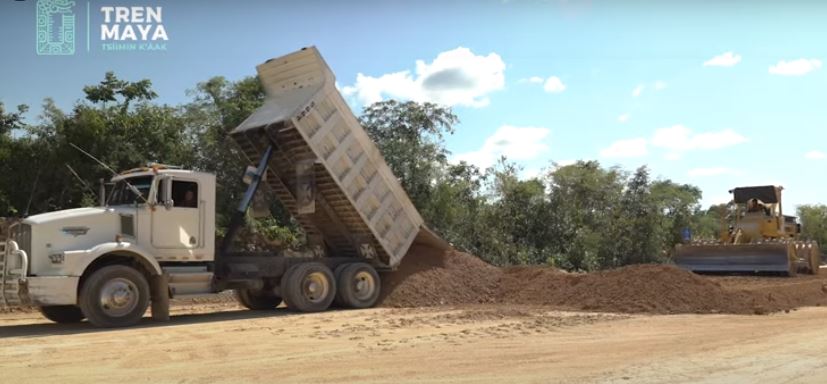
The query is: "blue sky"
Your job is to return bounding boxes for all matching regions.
[1,0,826,209]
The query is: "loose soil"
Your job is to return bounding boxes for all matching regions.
[379,245,827,314]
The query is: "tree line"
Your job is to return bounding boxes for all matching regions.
[1,73,825,270]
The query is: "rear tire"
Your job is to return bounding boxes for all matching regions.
[79,265,150,328]
[38,305,85,324]
[235,289,282,310]
[334,263,381,309]
[281,262,336,313]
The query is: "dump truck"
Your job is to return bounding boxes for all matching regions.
[674,185,820,276]
[0,46,446,327]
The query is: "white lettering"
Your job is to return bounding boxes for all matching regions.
[152,25,168,41]
[130,7,144,22]
[146,7,162,23]
[115,7,129,23]
[101,24,119,40]
[137,24,151,40]
[121,25,136,40]
[100,7,115,23]
[99,7,167,43]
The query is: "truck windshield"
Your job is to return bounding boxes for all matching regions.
[108,176,153,206]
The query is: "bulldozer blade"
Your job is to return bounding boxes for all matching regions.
[674,243,792,274]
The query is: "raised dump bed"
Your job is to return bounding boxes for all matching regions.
[231,47,445,268]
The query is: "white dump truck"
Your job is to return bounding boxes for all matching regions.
[0,47,446,327]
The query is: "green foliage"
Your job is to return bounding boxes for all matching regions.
[797,205,827,246]
[360,100,458,208]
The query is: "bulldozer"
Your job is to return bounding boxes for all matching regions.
[674,185,821,276]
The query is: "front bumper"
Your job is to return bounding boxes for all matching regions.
[2,241,80,307]
[26,276,80,306]
[1,240,28,307]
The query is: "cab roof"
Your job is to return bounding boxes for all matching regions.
[729,185,782,204]
[111,164,211,182]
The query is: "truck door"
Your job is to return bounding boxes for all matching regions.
[152,178,203,249]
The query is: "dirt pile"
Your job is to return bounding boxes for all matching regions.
[378,245,502,307]
[500,265,758,314]
[379,246,827,315]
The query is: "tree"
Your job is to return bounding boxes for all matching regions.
[0,103,30,215]
[650,180,702,247]
[608,166,662,266]
[797,205,827,247]
[544,161,625,270]
[83,71,158,111]
[359,100,458,209]
[1,73,193,216]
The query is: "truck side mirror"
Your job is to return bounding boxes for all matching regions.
[158,175,174,210]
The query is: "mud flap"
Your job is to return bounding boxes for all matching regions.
[150,273,170,322]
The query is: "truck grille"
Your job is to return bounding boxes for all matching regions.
[11,224,31,261]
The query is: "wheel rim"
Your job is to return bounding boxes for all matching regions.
[99,277,140,317]
[302,272,331,304]
[352,270,376,301]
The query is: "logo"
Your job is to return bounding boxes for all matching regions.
[36,0,76,55]
[61,226,90,237]
[100,6,168,51]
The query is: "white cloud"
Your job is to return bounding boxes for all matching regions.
[651,125,747,159]
[688,167,741,177]
[768,59,822,76]
[452,125,551,169]
[632,84,644,97]
[703,52,742,67]
[341,47,506,108]
[805,150,826,160]
[520,76,544,84]
[631,81,666,97]
[617,113,630,123]
[599,138,648,158]
[543,76,566,93]
[521,167,543,179]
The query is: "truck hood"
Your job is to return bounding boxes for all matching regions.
[24,207,125,225]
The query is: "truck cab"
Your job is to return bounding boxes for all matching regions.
[109,166,216,263]
[1,166,216,322]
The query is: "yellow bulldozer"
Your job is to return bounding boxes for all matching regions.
[674,185,821,276]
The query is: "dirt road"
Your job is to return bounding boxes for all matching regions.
[2,303,827,383]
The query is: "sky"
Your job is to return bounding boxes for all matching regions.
[1,0,826,210]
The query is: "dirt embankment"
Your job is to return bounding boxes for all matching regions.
[379,245,827,315]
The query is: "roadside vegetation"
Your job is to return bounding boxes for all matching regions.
[1,73,825,270]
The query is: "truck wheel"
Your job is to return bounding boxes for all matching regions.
[79,265,150,328]
[334,263,380,309]
[38,305,85,324]
[235,289,282,310]
[281,262,336,312]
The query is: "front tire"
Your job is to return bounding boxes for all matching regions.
[281,262,336,313]
[235,288,282,310]
[79,265,150,328]
[38,305,85,324]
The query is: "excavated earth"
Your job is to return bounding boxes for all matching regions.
[378,245,827,315]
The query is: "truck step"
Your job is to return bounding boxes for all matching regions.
[167,270,215,296]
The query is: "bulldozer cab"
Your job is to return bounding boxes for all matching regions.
[725,185,790,242]
[731,185,781,217]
